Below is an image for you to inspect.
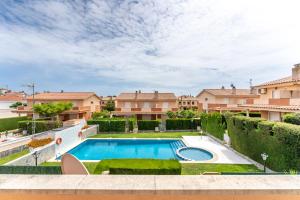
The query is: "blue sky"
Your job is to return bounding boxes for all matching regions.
[0,0,299,96]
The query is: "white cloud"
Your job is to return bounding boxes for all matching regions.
[0,0,300,94]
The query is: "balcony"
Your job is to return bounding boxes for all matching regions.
[268,98,290,106]
[113,107,176,113]
[72,106,91,111]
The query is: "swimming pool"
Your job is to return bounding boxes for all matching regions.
[64,139,186,161]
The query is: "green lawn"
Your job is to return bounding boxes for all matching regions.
[181,163,261,175]
[0,149,30,165]
[89,132,200,138]
[41,161,260,175]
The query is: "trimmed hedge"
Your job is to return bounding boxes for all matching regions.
[137,120,160,130]
[166,119,200,130]
[0,116,28,132]
[236,112,261,118]
[226,114,300,171]
[94,159,181,175]
[18,120,62,134]
[201,112,226,140]
[87,119,126,132]
[283,113,300,125]
[0,166,61,174]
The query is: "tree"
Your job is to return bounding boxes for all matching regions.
[33,102,73,120]
[10,102,27,108]
[92,110,110,119]
[166,111,177,119]
[104,100,115,112]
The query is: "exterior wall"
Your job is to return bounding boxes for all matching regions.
[197,92,216,110]
[6,143,55,166]
[83,95,100,112]
[260,111,269,120]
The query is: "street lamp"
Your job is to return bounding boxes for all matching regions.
[23,83,35,136]
[261,153,269,172]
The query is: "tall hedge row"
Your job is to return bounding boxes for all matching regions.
[18,120,62,134]
[283,113,300,125]
[0,116,28,132]
[201,112,226,140]
[87,119,126,132]
[137,120,160,130]
[166,119,200,130]
[0,166,61,174]
[225,114,300,171]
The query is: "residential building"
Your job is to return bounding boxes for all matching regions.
[0,91,26,118]
[196,86,259,112]
[239,64,300,121]
[113,91,178,120]
[14,92,100,120]
[99,96,116,111]
[177,95,199,110]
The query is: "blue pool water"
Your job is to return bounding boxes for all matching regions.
[64,139,186,160]
[177,147,213,161]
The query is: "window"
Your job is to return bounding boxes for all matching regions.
[143,102,150,108]
[187,102,190,105]
[91,101,94,104]
[205,98,208,101]
[162,102,169,108]
[192,101,194,105]
[124,102,131,108]
[179,101,182,104]
[224,98,229,104]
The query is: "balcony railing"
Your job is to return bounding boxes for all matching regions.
[268,98,290,106]
[114,107,176,113]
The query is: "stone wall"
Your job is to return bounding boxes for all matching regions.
[82,125,98,138]
[6,142,56,166]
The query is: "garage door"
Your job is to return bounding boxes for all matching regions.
[269,112,281,121]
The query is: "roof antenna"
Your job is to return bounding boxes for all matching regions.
[249,79,253,88]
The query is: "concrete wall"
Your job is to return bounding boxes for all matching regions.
[0,145,28,158]
[81,125,98,138]
[6,142,55,166]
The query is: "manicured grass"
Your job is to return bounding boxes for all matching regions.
[40,162,97,174]
[94,159,181,175]
[89,132,200,139]
[0,149,30,165]
[181,163,261,175]
[42,161,261,175]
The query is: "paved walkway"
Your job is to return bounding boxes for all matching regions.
[182,136,251,164]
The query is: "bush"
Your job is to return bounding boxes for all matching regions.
[18,120,62,134]
[94,159,181,175]
[0,166,61,174]
[201,112,226,140]
[137,120,160,130]
[27,138,53,148]
[0,116,28,132]
[226,114,300,171]
[166,119,192,130]
[87,119,126,132]
[236,112,261,118]
[92,110,110,119]
[283,113,300,125]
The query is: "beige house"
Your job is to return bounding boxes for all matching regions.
[100,96,116,111]
[239,64,300,121]
[177,95,199,110]
[196,87,259,112]
[113,91,178,120]
[15,92,100,120]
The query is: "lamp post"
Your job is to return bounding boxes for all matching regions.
[23,83,35,136]
[261,153,269,173]
[32,150,41,166]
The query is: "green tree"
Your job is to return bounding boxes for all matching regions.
[10,102,27,108]
[104,100,115,112]
[166,111,177,119]
[33,102,73,120]
[92,110,110,119]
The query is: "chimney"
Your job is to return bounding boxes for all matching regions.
[138,90,141,93]
[60,90,64,93]
[230,83,236,95]
[154,91,158,99]
[135,91,138,99]
[250,86,255,94]
[221,86,225,90]
[292,63,300,80]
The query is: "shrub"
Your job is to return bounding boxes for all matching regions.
[94,159,181,175]
[87,119,126,132]
[18,120,62,134]
[0,116,28,132]
[283,113,300,125]
[236,112,261,118]
[201,112,226,140]
[166,119,192,130]
[27,138,53,148]
[0,166,61,174]
[137,120,160,130]
[226,114,300,171]
[92,110,110,119]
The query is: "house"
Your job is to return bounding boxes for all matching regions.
[177,95,199,110]
[196,86,259,112]
[14,92,100,121]
[113,91,178,120]
[238,64,300,121]
[99,96,116,111]
[0,91,26,118]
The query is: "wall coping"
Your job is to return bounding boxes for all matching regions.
[0,175,300,195]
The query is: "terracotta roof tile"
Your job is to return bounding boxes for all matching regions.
[117,92,176,100]
[27,92,99,100]
[197,89,258,98]
[239,104,300,111]
[0,92,25,101]
[254,76,298,87]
